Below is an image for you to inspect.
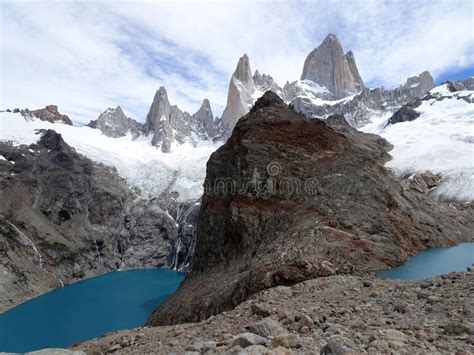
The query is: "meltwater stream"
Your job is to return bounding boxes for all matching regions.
[0,269,184,352]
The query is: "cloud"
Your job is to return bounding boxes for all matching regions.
[1,0,472,125]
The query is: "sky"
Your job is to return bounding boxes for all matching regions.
[1,0,473,125]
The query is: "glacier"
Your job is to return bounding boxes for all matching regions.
[0,112,221,202]
[362,85,474,202]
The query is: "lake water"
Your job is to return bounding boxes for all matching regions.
[378,242,474,280]
[0,268,184,352]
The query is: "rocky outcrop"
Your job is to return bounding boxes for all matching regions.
[76,270,474,354]
[300,34,364,99]
[87,106,143,138]
[21,105,72,125]
[144,87,220,152]
[0,130,192,312]
[148,92,473,326]
[385,104,421,126]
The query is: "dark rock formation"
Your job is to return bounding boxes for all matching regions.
[21,105,72,125]
[300,34,364,99]
[148,91,472,326]
[385,104,421,126]
[87,106,143,138]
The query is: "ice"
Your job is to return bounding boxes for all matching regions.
[0,112,221,202]
[362,86,474,202]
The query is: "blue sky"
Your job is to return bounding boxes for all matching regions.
[1,0,473,125]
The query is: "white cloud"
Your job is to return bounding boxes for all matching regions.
[1,0,472,125]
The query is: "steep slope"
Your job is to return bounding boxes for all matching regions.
[148,92,473,326]
[0,129,185,311]
[87,106,143,138]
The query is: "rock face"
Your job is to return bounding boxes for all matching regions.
[0,130,191,312]
[220,55,280,135]
[87,106,143,138]
[148,91,472,326]
[300,34,364,99]
[144,87,220,152]
[21,105,72,125]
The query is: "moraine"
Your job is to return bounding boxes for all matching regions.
[0,269,184,352]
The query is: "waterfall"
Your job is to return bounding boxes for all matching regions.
[170,201,200,271]
[7,221,44,268]
[7,221,64,287]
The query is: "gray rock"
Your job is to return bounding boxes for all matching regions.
[249,318,287,337]
[231,332,269,348]
[271,333,301,349]
[320,341,350,354]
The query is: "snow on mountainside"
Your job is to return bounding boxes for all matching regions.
[0,112,220,202]
[363,84,474,202]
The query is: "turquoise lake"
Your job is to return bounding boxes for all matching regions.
[378,242,474,280]
[0,268,184,352]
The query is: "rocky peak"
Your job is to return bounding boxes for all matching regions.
[220,55,257,134]
[233,54,254,90]
[22,105,73,125]
[400,71,434,95]
[144,86,221,152]
[145,86,172,134]
[87,106,142,138]
[300,33,364,99]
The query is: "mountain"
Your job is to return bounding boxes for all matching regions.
[300,33,364,99]
[148,92,473,326]
[87,106,143,138]
[20,105,73,125]
[144,87,221,152]
[220,35,433,133]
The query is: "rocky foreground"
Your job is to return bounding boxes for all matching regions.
[73,270,473,354]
